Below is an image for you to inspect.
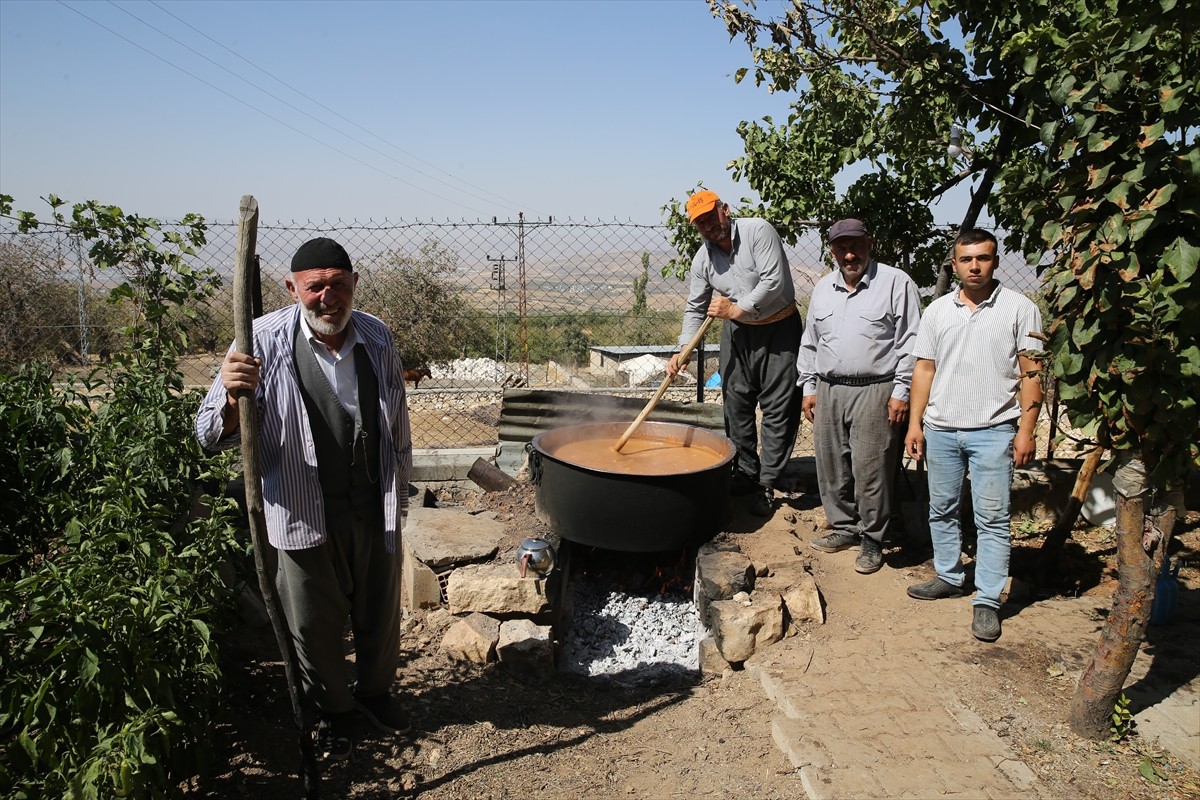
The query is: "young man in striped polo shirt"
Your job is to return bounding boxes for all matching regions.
[903,229,1044,641]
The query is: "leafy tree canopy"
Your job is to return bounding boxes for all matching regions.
[673,0,1198,484]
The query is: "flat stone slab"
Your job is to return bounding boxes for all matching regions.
[445,562,550,615]
[405,506,505,569]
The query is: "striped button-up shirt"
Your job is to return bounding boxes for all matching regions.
[195,305,412,552]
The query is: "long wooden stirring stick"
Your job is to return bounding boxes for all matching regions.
[613,315,715,453]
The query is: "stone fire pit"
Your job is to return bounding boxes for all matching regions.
[401,498,826,681]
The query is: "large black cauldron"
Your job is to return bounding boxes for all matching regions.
[529,421,734,552]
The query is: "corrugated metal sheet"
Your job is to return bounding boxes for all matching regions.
[497,388,724,444]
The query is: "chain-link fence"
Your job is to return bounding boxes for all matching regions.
[4,215,1050,453]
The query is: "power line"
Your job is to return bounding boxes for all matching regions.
[55,0,492,216]
[111,0,538,215]
[146,1,544,216]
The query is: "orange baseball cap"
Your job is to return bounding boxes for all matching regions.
[686,190,721,221]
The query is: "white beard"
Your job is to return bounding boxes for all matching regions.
[301,303,352,337]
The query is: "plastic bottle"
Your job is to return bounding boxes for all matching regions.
[1149,555,1181,626]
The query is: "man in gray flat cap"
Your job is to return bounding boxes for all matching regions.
[797,219,922,573]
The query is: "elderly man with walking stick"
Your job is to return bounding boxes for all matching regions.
[197,236,413,761]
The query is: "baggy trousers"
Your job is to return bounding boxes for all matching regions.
[813,380,902,543]
[719,311,802,491]
[275,514,401,723]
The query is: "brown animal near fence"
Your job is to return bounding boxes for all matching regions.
[404,366,432,388]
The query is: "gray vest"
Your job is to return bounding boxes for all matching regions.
[293,324,383,529]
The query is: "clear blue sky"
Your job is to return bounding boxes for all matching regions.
[1,0,968,225]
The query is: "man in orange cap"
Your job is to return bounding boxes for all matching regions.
[668,190,801,517]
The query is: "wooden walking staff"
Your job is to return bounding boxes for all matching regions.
[231,195,321,798]
[613,315,715,453]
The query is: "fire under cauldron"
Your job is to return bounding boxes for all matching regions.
[528,421,735,553]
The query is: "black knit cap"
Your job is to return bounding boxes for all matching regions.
[290,237,353,272]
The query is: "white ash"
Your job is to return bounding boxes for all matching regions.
[559,576,699,684]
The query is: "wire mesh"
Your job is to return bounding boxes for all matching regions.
[4,215,1053,455]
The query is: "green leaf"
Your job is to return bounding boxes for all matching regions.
[1140,119,1166,146]
[1129,211,1157,239]
[1139,757,1162,784]
[1122,162,1147,183]
[19,729,38,762]
[1087,132,1118,153]
[1160,85,1185,113]
[1042,220,1063,246]
[1050,73,1076,105]
[1105,182,1132,209]
[1072,316,1100,346]
[1099,70,1127,92]
[1142,183,1177,211]
[1163,236,1198,281]
[1126,27,1154,52]
[1087,163,1114,189]
[1039,121,1058,146]
[81,648,100,682]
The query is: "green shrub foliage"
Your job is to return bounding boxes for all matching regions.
[0,195,242,798]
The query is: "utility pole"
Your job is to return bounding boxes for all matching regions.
[492,212,552,380]
[486,253,511,362]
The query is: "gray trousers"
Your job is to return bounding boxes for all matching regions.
[720,312,802,491]
[813,380,901,543]
[275,516,400,722]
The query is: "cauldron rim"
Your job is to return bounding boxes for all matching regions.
[531,421,735,477]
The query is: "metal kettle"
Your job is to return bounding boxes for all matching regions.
[516,537,556,578]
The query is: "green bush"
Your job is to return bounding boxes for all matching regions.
[359,238,493,367]
[0,195,243,798]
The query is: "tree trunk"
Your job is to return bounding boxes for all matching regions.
[934,165,995,297]
[934,108,1022,299]
[1069,475,1178,739]
[1036,445,1104,586]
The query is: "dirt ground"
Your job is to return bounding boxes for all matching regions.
[191,483,1200,800]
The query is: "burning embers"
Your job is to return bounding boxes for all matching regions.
[557,543,701,684]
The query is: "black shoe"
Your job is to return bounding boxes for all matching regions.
[354,693,412,734]
[811,531,859,553]
[906,577,966,600]
[972,606,1002,641]
[317,713,354,761]
[745,488,772,517]
[854,537,883,574]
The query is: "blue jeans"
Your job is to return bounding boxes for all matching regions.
[925,423,1015,609]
